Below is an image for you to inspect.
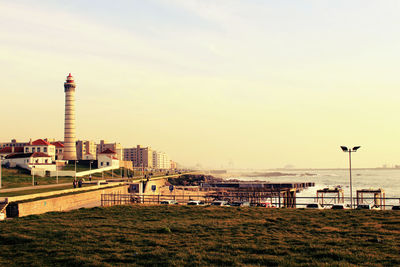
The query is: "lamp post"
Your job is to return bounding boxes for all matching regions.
[0,157,2,189]
[340,146,361,209]
[74,160,78,181]
[89,161,92,181]
[32,166,35,186]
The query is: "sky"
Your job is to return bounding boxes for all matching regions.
[1,0,400,169]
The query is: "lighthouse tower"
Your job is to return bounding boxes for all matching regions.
[63,73,77,160]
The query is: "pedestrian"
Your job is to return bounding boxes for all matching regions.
[78,179,82,188]
[73,179,77,188]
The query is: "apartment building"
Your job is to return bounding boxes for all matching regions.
[124,145,153,168]
[152,151,170,170]
[76,140,97,160]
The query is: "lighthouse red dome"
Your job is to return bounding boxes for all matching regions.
[66,73,74,83]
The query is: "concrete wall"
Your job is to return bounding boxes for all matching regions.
[15,185,129,217]
[144,178,167,194]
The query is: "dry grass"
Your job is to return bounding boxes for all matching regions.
[0,206,399,266]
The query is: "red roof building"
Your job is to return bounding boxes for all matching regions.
[100,148,116,154]
[31,139,52,146]
[24,139,56,160]
[51,141,64,148]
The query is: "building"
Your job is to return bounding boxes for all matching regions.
[63,73,77,160]
[51,141,64,160]
[97,140,123,161]
[76,140,97,160]
[0,147,24,160]
[0,139,29,148]
[170,160,177,170]
[97,148,119,169]
[152,151,170,169]
[123,145,153,168]
[3,152,55,171]
[24,139,56,160]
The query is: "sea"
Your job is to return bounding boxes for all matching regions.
[229,169,400,206]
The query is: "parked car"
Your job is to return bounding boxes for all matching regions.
[230,201,250,207]
[356,204,380,210]
[160,200,178,205]
[306,203,323,209]
[331,204,346,210]
[392,205,400,210]
[211,200,229,206]
[258,202,276,208]
[187,200,205,206]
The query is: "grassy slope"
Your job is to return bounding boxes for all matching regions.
[0,168,74,188]
[0,206,399,266]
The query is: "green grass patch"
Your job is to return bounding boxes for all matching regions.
[0,168,74,189]
[0,206,399,266]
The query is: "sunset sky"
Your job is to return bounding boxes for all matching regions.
[1,0,400,169]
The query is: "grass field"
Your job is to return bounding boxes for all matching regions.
[0,206,399,266]
[0,168,74,189]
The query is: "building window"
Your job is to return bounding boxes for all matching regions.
[107,162,110,166]
[44,147,47,152]
[25,148,29,152]
[37,148,41,152]
[101,162,103,166]
[32,148,35,152]
[45,159,48,163]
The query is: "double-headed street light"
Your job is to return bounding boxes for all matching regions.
[340,146,361,209]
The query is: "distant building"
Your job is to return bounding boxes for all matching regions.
[97,148,119,168]
[124,145,153,168]
[24,139,56,160]
[97,140,123,161]
[152,151,170,169]
[0,139,30,148]
[170,160,177,170]
[76,140,97,160]
[51,141,64,160]
[0,147,24,160]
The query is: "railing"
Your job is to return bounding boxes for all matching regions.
[101,193,400,210]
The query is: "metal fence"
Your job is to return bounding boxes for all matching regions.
[101,193,400,210]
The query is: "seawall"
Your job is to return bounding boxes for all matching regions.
[7,185,129,217]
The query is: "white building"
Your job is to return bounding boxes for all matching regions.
[24,139,56,160]
[152,151,170,170]
[97,148,120,169]
[3,152,56,171]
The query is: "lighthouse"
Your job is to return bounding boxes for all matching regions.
[63,73,77,160]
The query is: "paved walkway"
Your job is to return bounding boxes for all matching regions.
[0,183,71,193]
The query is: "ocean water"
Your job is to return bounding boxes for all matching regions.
[231,169,400,206]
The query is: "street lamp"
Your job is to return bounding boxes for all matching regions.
[89,161,93,181]
[32,166,35,186]
[74,160,79,181]
[340,146,361,209]
[0,157,2,189]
